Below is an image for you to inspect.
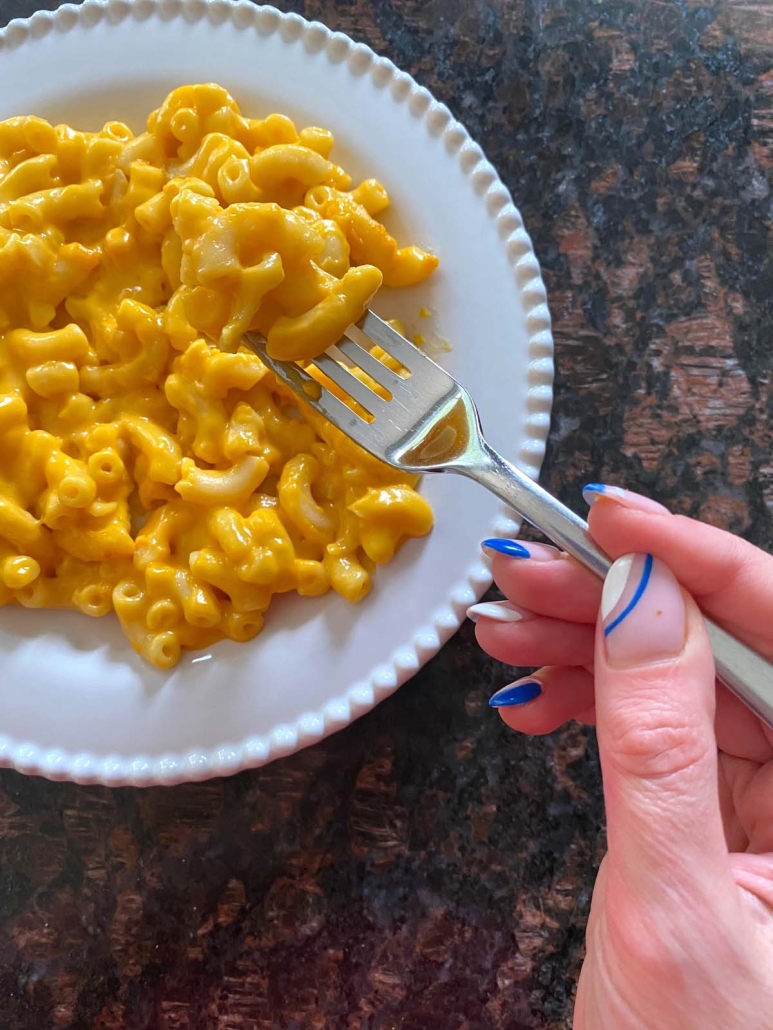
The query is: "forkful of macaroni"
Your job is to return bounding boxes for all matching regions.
[246,311,773,729]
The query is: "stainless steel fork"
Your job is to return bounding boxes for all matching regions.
[245,312,773,729]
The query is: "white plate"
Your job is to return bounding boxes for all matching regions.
[0,0,553,786]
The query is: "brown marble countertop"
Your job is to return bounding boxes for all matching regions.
[0,1,771,1027]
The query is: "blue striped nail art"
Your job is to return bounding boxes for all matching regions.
[604,553,653,637]
[489,681,542,707]
[481,538,530,559]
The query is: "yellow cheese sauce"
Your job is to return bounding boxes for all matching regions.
[0,84,437,668]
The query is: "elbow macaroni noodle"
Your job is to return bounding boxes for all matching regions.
[0,84,437,668]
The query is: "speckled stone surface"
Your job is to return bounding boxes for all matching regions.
[0,0,771,1027]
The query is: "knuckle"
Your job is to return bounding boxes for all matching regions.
[604,699,712,781]
[604,906,673,976]
[606,894,696,980]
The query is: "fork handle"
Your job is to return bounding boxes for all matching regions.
[461,441,773,729]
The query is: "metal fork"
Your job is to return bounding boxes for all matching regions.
[245,312,773,729]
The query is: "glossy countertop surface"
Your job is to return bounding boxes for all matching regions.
[0,1,771,1027]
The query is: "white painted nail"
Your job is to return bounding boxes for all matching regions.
[467,601,525,624]
[601,554,635,620]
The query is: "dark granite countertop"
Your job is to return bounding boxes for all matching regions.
[0,0,771,1027]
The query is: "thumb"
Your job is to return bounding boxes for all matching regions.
[595,553,733,904]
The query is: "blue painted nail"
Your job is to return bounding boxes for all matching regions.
[489,680,542,708]
[582,483,624,506]
[583,484,670,515]
[481,538,530,559]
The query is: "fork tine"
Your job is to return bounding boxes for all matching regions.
[309,353,390,415]
[335,337,403,392]
[243,314,456,469]
[244,334,375,443]
[357,310,438,374]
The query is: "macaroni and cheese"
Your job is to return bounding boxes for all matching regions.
[0,84,437,668]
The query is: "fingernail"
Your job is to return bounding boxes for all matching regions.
[489,680,542,707]
[482,539,560,561]
[582,484,669,515]
[602,553,685,665]
[467,600,533,624]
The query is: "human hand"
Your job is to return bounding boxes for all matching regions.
[469,487,773,1029]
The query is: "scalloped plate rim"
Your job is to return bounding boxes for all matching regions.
[0,0,554,786]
